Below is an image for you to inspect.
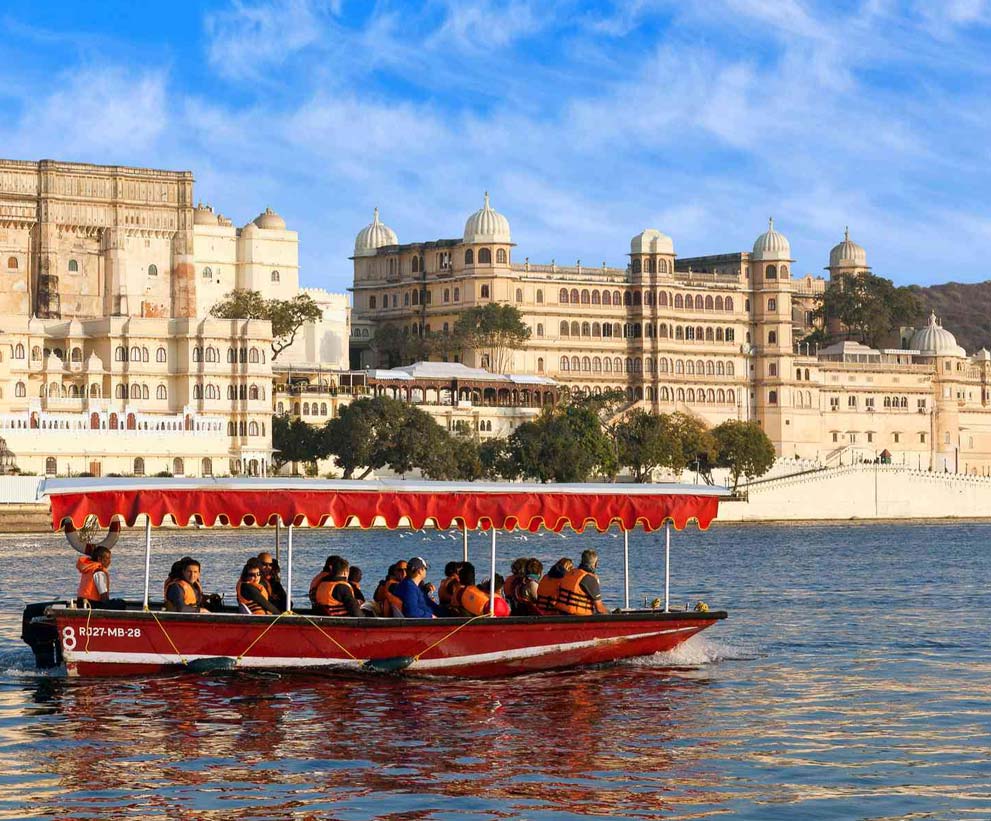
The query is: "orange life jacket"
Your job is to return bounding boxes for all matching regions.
[165,579,203,611]
[536,573,563,613]
[308,571,331,604]
[503,574,520,601]
[456,584,491,617]
[315,578,354,617]
[556,568,595,615]
[438,574,461,608]
[374,579,403,617]
[77,556,109,603]
[236,578,269,614]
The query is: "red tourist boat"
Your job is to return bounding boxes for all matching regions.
[23,478,728,678]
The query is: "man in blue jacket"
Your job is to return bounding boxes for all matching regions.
[393,557,440,618]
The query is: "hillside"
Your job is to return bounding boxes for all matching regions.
[909,281,991,353]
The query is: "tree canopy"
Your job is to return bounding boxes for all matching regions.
[210,289,322,360]
[506,404,613,482]
[815,272,921,347]
[712,419,776,491]
[452,304,531,372]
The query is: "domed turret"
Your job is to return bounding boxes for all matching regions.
[463,193,511,244]
[752,218,791,261]
[910,312,966,357]
[194,202,220,226]
[828,227,867,269]
[253,207,287,231]
[354,208,399,257]
[630,228,674,256]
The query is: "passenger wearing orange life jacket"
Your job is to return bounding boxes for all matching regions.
[512,557,543,615]
[536,557,573,614]
[556,549,610,616]
[308,556,335,607]
[165,558,208,613]
[437,561,463,616]
[314,555,362,617]
[373,561,406,617]
[452,563,510,618]
[76,545,112,608]
[236,559,280,615]
[257,552,287,613]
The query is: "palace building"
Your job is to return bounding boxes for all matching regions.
[350,197,991,474]
[0,159,345,477]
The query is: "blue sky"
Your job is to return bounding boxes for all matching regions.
[3,0,991,292]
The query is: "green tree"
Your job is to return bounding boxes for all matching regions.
[452,304,531,372]
[712,419,776,491]
[370,323,432,368]
[210,289,322,360]
[613,409,679,482]
[670,412,717,479]
[323,396,408,479]
[816,272,922,347]
[273,415,324,474]
[479,437,513,479]
[506,404,612,482]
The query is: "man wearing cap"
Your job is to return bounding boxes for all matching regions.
[393,557,440,618]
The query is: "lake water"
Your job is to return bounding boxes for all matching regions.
[0,522,989,820]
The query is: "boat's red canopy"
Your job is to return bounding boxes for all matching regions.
[41,478,728,533]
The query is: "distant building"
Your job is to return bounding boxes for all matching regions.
[349,200,991,473]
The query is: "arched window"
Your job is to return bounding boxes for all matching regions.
[156,385,167,400]
[201,458,213,476]
[602,291,611,306]
[560,357,570,372]
[623,292,632,306]
[249,421,260,436]
[632,259,642,274]
[592,322,601,336]
[68,259,79,272]
[173,458,185,476]
[726,388,735,404]
[133,457,145,476]
[148,264,158,277]
[411,256,420,274]
[768,331,777,344]
[571,356,580,371]
[725,297,734,311]
[536,323,544,337]
[537,357,544,372]
[726,362,735,376]
[716,328,724,342]
[686,360,695,375]
[156,347,167,363]
[715,296,724,310]
[559,288,569,304]
[768,364,777,377]
[582,322,591,337]
[633,292,642,306]
[766,264,777,279]
[13,343,25,359]
[685,327,695,341]
[496,248,507,264]
[129,383,140,399]
[780,265,788,277]
[248,348,259,364]
[726,328,735,342]
[768,390,778,404]
[659,259,668,273]
[481,285,490,299]
[369,295,377,309]
[571,321,580,336]
[569,288,579,304]
[516,288,523,303]
[582,356,591,372]
[591,290,600,305]
[560,321,569,337]
[674,294,684,309]
[453,287,460,301]
[768,298,776,311]
[6,256,17,269]
[465,249,474,265]
[115,346,126,362]
[202,266,213,279]
[193,384,203,399]
[479,248,492,264]
[46,457,57,475]
[581,290,590,304]
[15,382,25,398]
[249,385,260,400]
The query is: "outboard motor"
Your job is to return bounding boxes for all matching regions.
[21,602,65,669]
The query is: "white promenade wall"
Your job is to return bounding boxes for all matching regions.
[720,464,991,521]
[0,476,43,504]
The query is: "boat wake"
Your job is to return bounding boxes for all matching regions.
[624,633,758,669]
[0,647,65,679]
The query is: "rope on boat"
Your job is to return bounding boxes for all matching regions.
[150,610,189,666]
[235,610,290,665]
[83,605,93,654]
[411,613,490,662]
[298,614,359,661]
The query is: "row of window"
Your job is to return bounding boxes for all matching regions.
[630,259,671,274]
[568,384,738,405]
[559,321,737,342]
[45,457,212,477]
[192,346,266,364]
[193,384,266,400]
[387,248,509,278]
[559,289,736,311]
[227,420,266,437]
[829,431,923,445]
[558,356,738,376]
[114,346,168,363]
[827,396,926,410]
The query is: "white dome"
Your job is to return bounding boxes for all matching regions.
[354,208,398,257]
[463,193,511,244]
[193,203,219,226]
[829,227,867,268]
[910,312,966,357]
[752,218,792,261]
[630,228,674,256]
[972,347,991,361]
[253,207,286,230]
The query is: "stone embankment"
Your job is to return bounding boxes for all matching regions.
[720,463,991,522]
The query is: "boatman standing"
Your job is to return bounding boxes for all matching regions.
[66,520,121,609]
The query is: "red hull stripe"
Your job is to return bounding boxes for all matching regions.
[49,488,719,532]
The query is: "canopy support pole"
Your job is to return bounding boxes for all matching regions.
[286,521,294,614]
[623,528,630,610]
[275,520,280,564]
[142,517,151,611]
[489,528,497,616]
[462,524,469,562]
[664,523,671,613]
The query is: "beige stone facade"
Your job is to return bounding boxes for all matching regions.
[350,202,991,474]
